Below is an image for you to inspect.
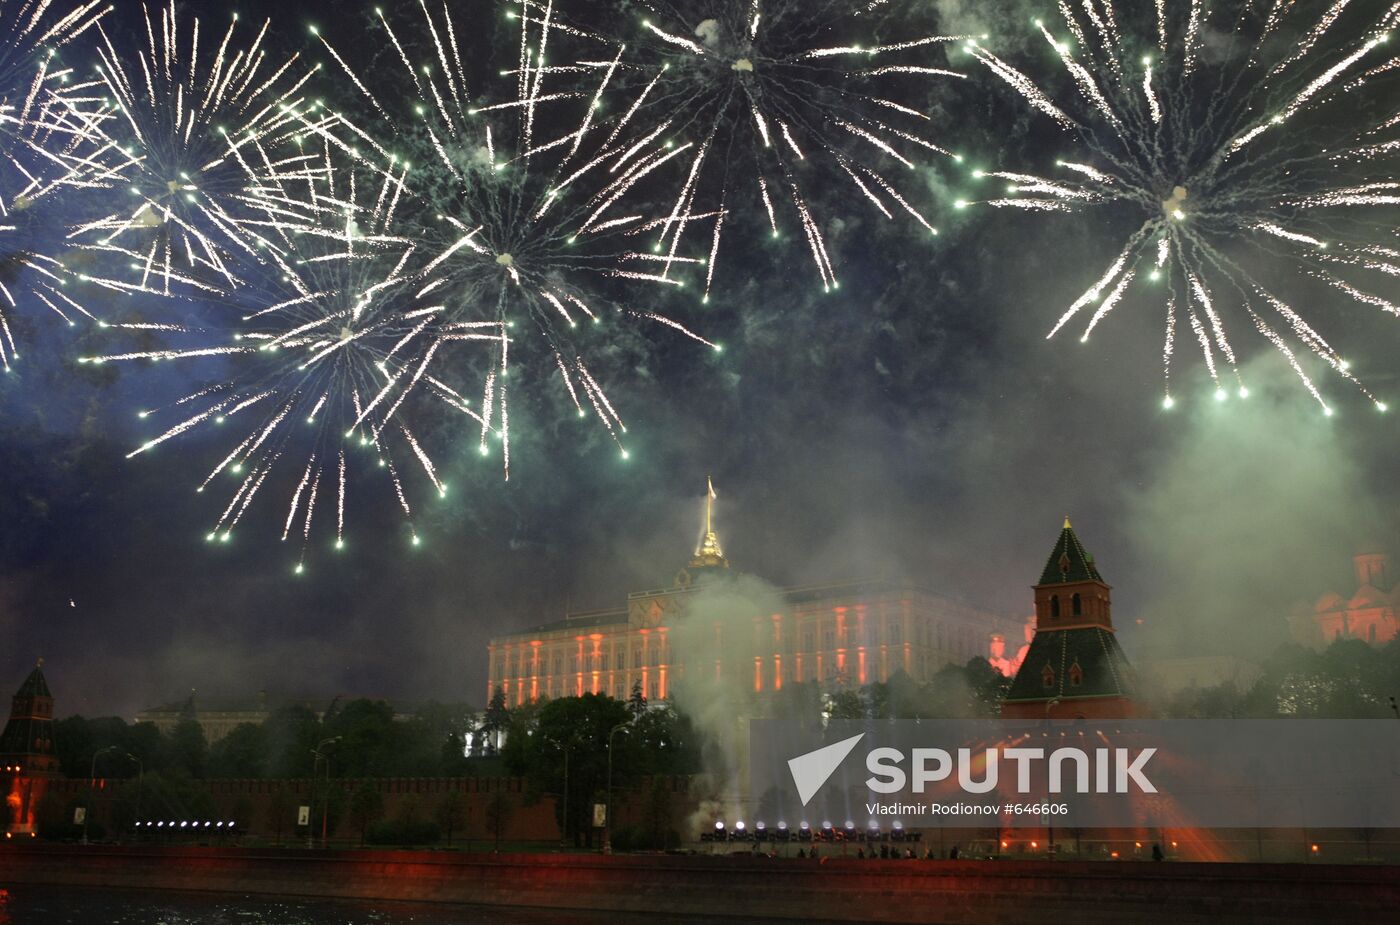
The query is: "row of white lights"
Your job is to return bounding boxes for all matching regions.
[135,821,237,828]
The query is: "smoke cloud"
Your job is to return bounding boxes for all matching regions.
[666,573,788,832]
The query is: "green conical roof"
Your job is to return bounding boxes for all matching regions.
[1038,518,1104,585]
[1004,626,1136,703]
[15,663,51,700]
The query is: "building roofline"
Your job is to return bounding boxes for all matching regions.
[494,575,1014,641]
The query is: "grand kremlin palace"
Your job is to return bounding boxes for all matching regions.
[486,489,1021,705]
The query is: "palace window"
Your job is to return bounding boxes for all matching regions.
[1069,660,1083,688]
[1050,596,1060,619]
[1071,593,1082,617]
[1042,664,1056,689]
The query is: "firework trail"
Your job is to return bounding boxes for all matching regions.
[69,1,320,298]
[307,1,721,472]
[542,0,970,300]
[0,0,111,369]
[82,147,485,565]
[962,0,1399,413]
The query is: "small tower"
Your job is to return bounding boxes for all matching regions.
[0,659,61,833]
[1002,519,1137,720]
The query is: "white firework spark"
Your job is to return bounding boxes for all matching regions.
[0,0,112,369]
[575,0,970,299]
[963,1,1400,412]
[82,149,486,564]
[308,0,722,473]
[69,1,320,298]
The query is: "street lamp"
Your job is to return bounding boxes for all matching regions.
[124,753,143,840]
[84,745,121,845]
[603,721,631,855]
[310,737,340,849]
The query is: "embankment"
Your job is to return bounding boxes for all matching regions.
[2,846,1396,923]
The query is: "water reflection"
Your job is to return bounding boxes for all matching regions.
[0,887,722,924]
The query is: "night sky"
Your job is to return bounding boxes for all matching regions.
[2,0,1397,718]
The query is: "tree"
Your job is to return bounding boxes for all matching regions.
[918,658,1011,718]
[964,657,1013,715]
[322,699,399,777]
[825,688,866,721]
[124,722,165,776]
[623,702,702,776]
[480,686,510,756]
[627,679,648,718]
[442,731,470,774]
[169,697,208,778]
[413,701,476,774]
[347,786,385,847]
[53,714,97,778]
[207,722,268,778]
[53,715,158,778]
[434,791,468,847]
[263,705,321,779]
[502,693,629,848]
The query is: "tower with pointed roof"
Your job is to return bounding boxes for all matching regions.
[674,476,730,588]
[1,659,61,833]
[1001,519,1138,720]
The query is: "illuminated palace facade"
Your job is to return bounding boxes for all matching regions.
[485,492,1020,706]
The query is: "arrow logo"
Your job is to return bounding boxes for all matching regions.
[787,733,865,806]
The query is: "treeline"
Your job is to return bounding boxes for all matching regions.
[1154,637,1400,719]
[52,638,1400,788]
[54,698,477,781]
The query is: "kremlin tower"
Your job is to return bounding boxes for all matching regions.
[1001,519,1137,720]
[0,659,61,834]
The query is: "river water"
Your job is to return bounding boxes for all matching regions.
[0,887,726,924]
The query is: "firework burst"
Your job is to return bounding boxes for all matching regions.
[537,0,970,299]
[69,1,320,298]
[307,1,721,474]
[962,0,1400,413]
[81,147,485,564]
[1,0,111,368]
